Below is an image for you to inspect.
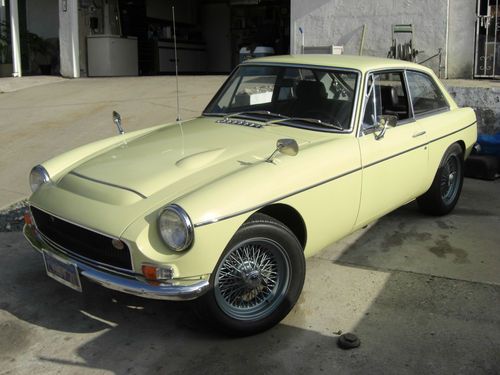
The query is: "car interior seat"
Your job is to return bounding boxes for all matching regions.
[292,81,328,118]
[380,86,408,120]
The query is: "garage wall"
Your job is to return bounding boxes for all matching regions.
[290,0,460,77]
[448,0,476,79]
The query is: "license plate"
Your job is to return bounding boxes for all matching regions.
[42,250,82,292]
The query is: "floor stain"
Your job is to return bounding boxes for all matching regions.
[0,320,32,357]
[381,229,432,251]
[436,220,456,230]
[428,235,470,264]
[452,208,496,217]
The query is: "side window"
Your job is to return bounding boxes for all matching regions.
[406,71,448,116]
[375,72,409,120]
[362,71,409,132]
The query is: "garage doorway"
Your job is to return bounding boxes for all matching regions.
[0,0,60,77]
[80,0,290,76]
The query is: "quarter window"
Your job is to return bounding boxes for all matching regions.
[406,71,448,115]
[362,71,410,132]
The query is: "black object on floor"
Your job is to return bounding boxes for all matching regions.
[338,333,361,349]
[465,155,500,180]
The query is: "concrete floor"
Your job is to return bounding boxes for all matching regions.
[0,76,499,374]
[0,178,498,374]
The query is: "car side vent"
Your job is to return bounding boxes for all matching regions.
[216,118,263,128]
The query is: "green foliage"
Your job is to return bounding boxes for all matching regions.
[26,31,51,57]
[0,21,10,64]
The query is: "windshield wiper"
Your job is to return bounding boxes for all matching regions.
[206,110,289,121]
[233,110,289,119]
[277,117,344,131]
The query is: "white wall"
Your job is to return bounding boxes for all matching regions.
[59,0,79,77]
[448,0,476,79]
[26,0,59,39]
[291,0,453,77]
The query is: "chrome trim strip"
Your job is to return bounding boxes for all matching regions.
[428,121,477,144]
[37,230,136,277]
[24,225,209,301]
[29,204,135,273]
[194,166,363,227]
[31,204,119,240]
[363,142,428,169]
[82,269,209,301]
[403,70,415,119]
[361,121,476,169]
[357,68,451,138]
[69,171,147,199]
[194,120,477,228]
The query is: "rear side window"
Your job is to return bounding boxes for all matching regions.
[406,71,448,116]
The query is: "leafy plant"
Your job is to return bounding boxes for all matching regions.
[0,21,10,64]
[26,31,50,57]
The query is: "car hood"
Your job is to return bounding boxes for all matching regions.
[64,117,313,199]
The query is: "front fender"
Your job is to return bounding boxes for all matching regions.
[121,208,252,279]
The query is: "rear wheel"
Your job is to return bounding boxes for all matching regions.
[200,213,305,336]
[417,143,464,216]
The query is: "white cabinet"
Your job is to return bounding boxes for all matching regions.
[158,42,207,73]
[87,36,138,77]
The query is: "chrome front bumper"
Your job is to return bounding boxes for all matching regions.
[23,224,210,301]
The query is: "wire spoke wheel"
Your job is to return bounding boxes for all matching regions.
[214,238,291,321]
[417,143,464,216]
[440,154,460,205]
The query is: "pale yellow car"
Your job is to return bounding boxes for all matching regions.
[24,55,477,335]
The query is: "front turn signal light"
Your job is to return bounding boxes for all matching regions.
[142,264,174,282]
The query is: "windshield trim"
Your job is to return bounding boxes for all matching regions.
[202,63,362,134]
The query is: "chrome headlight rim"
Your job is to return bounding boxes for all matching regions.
[157,204,194,252]
[29,165,51,193]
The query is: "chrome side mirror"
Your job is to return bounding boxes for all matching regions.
[266,139,299,162]
[113,111,124,135]
[374,115,397,140]
[277,138,299,156]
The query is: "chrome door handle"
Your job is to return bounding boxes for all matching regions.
[413,131,426,138]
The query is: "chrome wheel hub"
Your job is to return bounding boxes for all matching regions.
[448,172,455,186]
[240,264,262,289]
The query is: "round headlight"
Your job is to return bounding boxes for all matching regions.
[158,205,194,252]
[29,165,51,193]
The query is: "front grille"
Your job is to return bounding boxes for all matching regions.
[31,207,132,271]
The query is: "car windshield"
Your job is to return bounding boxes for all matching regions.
[203,65,359,131]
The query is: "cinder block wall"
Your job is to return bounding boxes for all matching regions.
[445,82,500,135]
[291,0,476,79]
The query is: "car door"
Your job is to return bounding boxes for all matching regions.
[405,70,455,185]
[355,70,429,228]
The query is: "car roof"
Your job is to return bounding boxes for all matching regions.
[243,54,433,75]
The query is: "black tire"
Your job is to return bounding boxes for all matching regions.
[199,213,305,336]
[417,143,464,216]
